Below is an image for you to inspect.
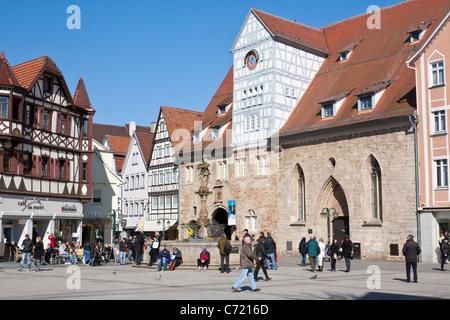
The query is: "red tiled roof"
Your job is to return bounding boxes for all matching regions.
[0,51,22,88]
[199,66,233,129]
[135,131,154,164]
[93,123,129,143]
[252,9,329,55]
[105,134,131,173]
[278,0,450,137]
[12,55,62,90]
[160,106,203,152]
[74,78,94,111]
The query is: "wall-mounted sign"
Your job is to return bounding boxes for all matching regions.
[62,205,78,213]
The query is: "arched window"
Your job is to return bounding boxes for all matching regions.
[370,158,382,221]
[291,164,306,223]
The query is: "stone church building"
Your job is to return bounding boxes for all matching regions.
[176,0,450,261]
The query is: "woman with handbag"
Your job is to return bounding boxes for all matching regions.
[316,238,326,272]
[148,232,161,266]
[330,239,339,271]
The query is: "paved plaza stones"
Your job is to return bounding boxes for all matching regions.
[1,258,449,300]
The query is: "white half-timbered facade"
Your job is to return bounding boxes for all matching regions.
[230,9,326,146]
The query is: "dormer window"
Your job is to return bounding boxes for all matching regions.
[409,30,423,43]
[358,94,374,111]
[340,50,351,62]
[321,103,335,118]
[218,105,227,115]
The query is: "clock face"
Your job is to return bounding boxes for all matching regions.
[246,51,258,71]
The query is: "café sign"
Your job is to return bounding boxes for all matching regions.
[19,200,44,212]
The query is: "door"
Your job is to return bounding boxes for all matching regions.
[332,217,349,245]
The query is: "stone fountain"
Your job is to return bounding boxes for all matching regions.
[195,159,212,238]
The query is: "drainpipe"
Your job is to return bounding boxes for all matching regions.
[408,113,421,262]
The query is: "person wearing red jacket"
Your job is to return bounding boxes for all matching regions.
[197,247,210,271]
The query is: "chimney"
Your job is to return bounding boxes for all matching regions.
[129,121,136,136]
[151,122,157,134]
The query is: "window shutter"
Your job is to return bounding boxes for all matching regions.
[39,108,44,129]
[12,151,18,175]
[31,155,37,176]
[18,152,23,175]
[65,159,70,180]
[33,106,39,128]
[66,115,72,136]
[55,113,60,134]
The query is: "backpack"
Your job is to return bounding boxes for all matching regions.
[224,241,232,254]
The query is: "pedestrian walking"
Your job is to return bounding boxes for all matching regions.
[341,234,353,272]
[33,236,45,272]
[402,234,421,283]
[119,238,127,265]
[254,236,272,281]
[440,237,450,271]
[231,236,262,292]
[148,232,161,266]
[305,236,319,272]
[218,233,232,273]
[127,236,134,262]
[317,238,326,272]
[299,237,307,266]
[83,240,91,266]
[264,232,277,270]
[330,239,339,271]
[17,234,33,272]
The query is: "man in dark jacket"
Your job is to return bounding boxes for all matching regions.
[440,237,450,271]
[402,234,421,283]
[135,231,146,265]
[264,232,277,270]
[17,234,33,272]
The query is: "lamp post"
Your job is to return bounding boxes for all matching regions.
[107,209,123,242]
[320,207,338,247]
[157,218,171,239]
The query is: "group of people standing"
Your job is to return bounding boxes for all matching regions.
[299,235,354,273]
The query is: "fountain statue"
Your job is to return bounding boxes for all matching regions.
[195,159,212,238]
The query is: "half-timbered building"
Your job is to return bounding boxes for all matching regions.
[0,52,94,247]
[147,106,202,239]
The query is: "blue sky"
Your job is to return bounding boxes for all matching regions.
[1,0,404,127]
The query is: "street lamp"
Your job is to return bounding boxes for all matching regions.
[107,209,123,242]
[157,218,171,239]
[320,207,338,247]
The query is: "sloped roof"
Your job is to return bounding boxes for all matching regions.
[199,66,233,129]
[252,8,329,55]
[12,55,62,90]
[278,0,450,137]
[160,106,203,152]
[135,130,154,164]
[93,123,129,143]
[0,51,22,88]
[105,134,131,173]
[74,78,94,111]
